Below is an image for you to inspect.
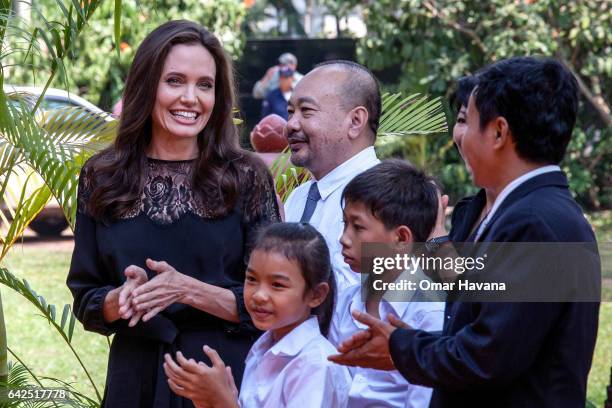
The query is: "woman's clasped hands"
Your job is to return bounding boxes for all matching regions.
[118,258,191,326]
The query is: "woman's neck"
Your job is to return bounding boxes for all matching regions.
[147,138,198,161]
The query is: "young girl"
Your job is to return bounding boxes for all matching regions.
[163,223,351,407]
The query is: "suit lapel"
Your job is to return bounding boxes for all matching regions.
[478,171,568,242]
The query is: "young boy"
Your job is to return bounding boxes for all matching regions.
[328,159,445,408]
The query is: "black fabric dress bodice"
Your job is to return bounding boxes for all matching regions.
[67,156,280,408]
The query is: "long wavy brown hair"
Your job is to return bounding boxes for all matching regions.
[88,20,254,222]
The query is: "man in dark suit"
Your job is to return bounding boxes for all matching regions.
[329,57,600,407]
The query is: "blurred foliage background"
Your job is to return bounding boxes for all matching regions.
[6,0,610,210]
[340,0,611,209]
[6,0,246,112]
[240,0,611,209]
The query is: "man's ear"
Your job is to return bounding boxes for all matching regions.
[395,225,413,243]
[307,282,330,308]
[492,117,512,150]
[347,106,369,140]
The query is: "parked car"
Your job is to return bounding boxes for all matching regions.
[4,85,105,114]
[2,86,109,236]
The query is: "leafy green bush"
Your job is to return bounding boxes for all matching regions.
[334,0,611,209]
[6,0,246,110]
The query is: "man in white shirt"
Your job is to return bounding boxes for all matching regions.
[284,60,381,292]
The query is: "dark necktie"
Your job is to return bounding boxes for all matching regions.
[300,182,321,223]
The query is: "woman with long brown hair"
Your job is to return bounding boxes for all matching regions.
[67,20,280,407]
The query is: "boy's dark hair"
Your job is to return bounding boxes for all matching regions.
[474,56,578,164]
[252,223,336,336]
[450,75,478,113]
[342,159,438,242]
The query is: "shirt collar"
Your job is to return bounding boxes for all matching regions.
[249,316,321,359]
[315,146,379,201]
[348,291,412,330]
[475,165,561,241]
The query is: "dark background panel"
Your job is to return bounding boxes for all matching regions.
[235,38,357,145]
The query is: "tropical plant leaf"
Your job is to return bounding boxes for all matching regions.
[0,1,117,406]
[0,268,101,401]
[0,293,6,386]
[378,92,448,137]
[0,362,59,408]
[5,184,51,254]
[0,269,75,345]
[375,92,449,164]
[0,96,116,237]
[39,376,99,408]
[269,148,309,203]
[1,356,71,408]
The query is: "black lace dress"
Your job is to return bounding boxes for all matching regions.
[66,156,280,408]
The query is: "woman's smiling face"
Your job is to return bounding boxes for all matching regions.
[151,43,216,143]
[453,104,468,158]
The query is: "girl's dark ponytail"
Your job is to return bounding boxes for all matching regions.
[314,267,336,336]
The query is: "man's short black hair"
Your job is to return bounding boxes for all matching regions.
[341,159,438,242]
[450,75,478,113]
[314,60,381,140]
[474,56,579,164]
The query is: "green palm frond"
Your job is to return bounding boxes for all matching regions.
[378,92,448,137]
[0,178,52,258]
[0,268,100,401]
[376,92,449,166]
[0,93,116,252]
[269,148,309,203]
[1,356,70,408]
[35,106,116,227]
[0,96,116,253]
[0,2,121,406]
[6,362,30,388]
[39,376,99,408]
[0,268,77,345]
[28,0,106,111]
[0,362,58,408]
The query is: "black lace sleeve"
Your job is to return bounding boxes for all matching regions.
[66,163,119,336]
[241,160,282,253]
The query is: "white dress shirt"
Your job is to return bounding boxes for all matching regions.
[475,165,561,241]
[239,316,351,408]
[284,147,380,292]
[328,285,444,408]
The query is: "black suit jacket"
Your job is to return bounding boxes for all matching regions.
[389,171,600,407]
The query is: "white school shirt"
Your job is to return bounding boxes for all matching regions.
[328,285,445,408]
[239,316,351,408]
[284,147,380,292]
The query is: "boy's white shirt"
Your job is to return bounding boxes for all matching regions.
[328,284,445,408]
[239,316,351,408]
